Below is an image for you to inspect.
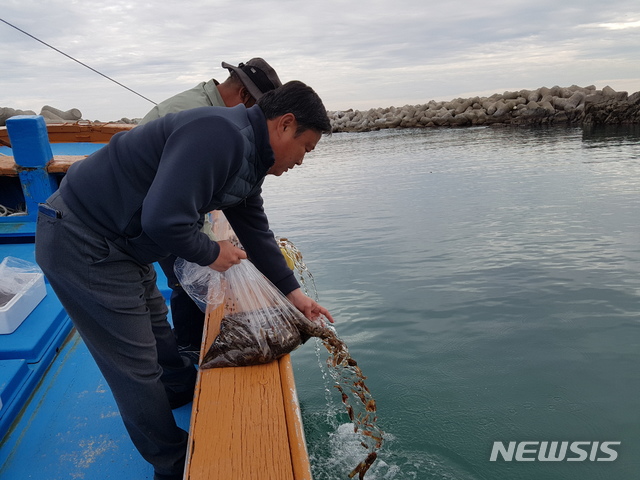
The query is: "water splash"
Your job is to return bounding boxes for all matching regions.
[278,236,384,478]
[311,423,399,480]
[276,236,318,301]
[318,323,384,479]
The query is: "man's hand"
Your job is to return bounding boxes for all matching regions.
[286,288,335,323]
[208,240,247,272]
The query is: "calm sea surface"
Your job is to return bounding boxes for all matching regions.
[262,125,640,480]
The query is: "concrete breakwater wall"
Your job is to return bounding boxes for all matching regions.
[328,85,640,132]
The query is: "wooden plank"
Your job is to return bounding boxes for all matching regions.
[185,300,312,479]
[46,155,88,173]
[45,123,134,143]
[0,123,134,147]
[0,156,17,176]
[0,155,88,176]
[279,355,313,480]
[187,361,294,479]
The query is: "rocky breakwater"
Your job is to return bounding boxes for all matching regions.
[328,85,640,132]
[0,105,139,126]
[0,105,84,126]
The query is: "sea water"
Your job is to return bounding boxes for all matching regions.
[262,125,640,480]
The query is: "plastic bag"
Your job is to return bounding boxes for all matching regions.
[205,259,305,368]
[201,210,239,244]
[172,257,224,313]
[174,210,329,368]
[0,257,42,307]
[176,257,326,368]
[171,211,238,312]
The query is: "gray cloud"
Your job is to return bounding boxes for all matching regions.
[1,0,639,120]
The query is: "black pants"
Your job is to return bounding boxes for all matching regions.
[158,255,206,350]
[35,191,196,478]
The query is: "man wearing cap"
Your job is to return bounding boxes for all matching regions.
[140,58,283,361]
[140,58,282,123]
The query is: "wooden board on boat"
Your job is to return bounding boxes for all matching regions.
[0,122,134,147]
[185,304,312,480]
[0,155,87,176]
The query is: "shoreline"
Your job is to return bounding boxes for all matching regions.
[1,84,639,131]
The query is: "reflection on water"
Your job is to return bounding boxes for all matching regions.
[263,125,640,480]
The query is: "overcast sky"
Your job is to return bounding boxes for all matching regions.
[2,1,639,121]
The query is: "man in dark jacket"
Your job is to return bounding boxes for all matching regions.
[35,80,333,480]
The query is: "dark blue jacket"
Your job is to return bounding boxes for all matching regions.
[59,104,298,295]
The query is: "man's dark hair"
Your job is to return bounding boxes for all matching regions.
[258,80,331,135]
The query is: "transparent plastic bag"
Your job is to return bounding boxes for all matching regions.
[204,259,304,368]
[0,257,43,307]
[173,257,224,313]
[174,208,327,368]
[201,210,240,245]
[172,211,237,312]
[175,257,326,368]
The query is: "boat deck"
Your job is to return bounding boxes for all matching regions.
[0,263,190,480]
[0,337,193,480]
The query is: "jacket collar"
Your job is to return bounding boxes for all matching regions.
[246,105,274,173]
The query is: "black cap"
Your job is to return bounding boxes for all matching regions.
[221,58,283,100]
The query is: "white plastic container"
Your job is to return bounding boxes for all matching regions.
[0,273,46,334]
